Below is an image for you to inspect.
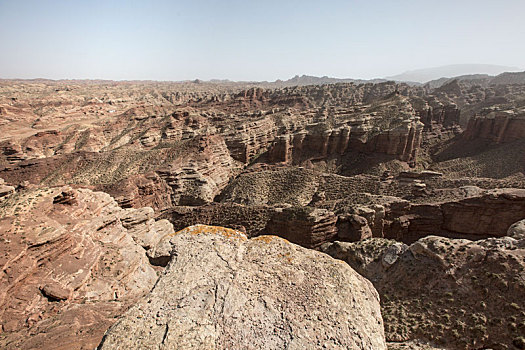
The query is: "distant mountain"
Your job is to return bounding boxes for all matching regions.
[387,64,521,83]
[423,71,525,89]
[490,71,525,85]
[275,75,387,87]
[424,74,493,89]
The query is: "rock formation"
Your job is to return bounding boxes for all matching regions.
[98,225,386,350]
[321,234,525,349]
[160,204,338,249]
[0,177,15,198]
[1,77,525,349]
[508,219,525,239]
[463,115,525,143]
[0,185,173,349]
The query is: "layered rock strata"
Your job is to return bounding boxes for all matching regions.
[463,115,525,143]
[160,204,338,249]
[0,186,173,350]
[267,117,424,164]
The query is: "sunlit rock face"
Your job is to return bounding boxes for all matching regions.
[98,225,387,350]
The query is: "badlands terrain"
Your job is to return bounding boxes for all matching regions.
[1,72,525,349]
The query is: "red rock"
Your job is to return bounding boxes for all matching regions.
[0,186,174,349]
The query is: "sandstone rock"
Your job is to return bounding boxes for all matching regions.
[265,206,338,248]
[381,243,408,268]
[119,206,174,250]
[99,225,387,350]
[40,283,71,301]
[381,187,525,243]
[337,214,373,241]
[0,184,15,198]
[440,188,525,237]
[464,115,525,143]
[120,206,154,227]
[159,202,339,249]
[0,186,174,349]
[368,118,424,162]
[52,188,77,204]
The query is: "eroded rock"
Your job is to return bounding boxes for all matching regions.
[0,186,174,350]
[99,225,387,350]
[508,219,525,239]
[322,235,525,348]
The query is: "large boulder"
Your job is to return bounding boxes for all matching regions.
[98,225,386,350]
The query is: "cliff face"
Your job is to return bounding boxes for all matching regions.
[382,188,525,243]
[419,104,461,130]
[267,126,351,163]
[463,115,525,143]
[365,118,424,162]
[160,203,339,249]
[267,116,424,164]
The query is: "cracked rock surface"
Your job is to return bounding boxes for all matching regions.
[98,224,386,350]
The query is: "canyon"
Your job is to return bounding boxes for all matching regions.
[1,75,525,349]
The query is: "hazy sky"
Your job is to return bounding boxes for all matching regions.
[0,0,524,81]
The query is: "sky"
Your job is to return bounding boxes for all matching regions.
[0,0,524,81]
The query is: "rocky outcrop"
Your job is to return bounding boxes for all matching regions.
[161,203,338,249]
[384,188,525,242]
[265,207,338,248]
[218,166,525,244]
[463,115,525,143]
[225,116,279,163]
[440,188,525,235]
[0,134,239,210]
[268,126,351,163]
[419,104,461,130]
[321,235,525,349]
[0,186,174,350]
[160,203,274,238]
[365,118,424,162]
[336,214,373,241]
[332,187,525,244]
[0,177,15,198]
[507,219,525,239]
[98,225,386,350]
[157,135,239,206]
[96,172,173,209]
[267,117,424,164]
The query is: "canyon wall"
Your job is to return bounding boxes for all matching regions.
[267,117,424,164]
[463,115,525,143]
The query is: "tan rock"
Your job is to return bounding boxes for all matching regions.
[0,184,15,198]
[99,225,386,350]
